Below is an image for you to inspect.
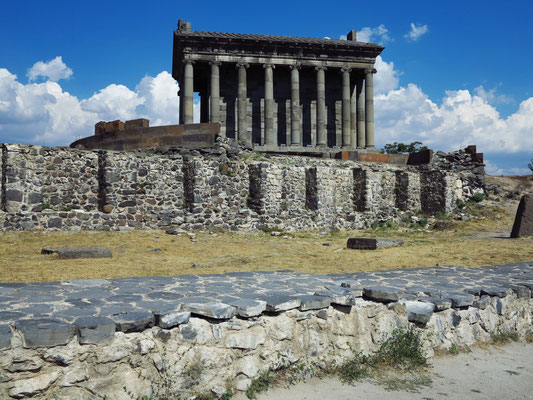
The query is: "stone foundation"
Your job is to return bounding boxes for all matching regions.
[0,262,532,399]
[0,142,468,232]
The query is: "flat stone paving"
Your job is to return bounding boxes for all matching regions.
[1,262,533,348]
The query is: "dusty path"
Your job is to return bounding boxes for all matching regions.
[251,343,533,400]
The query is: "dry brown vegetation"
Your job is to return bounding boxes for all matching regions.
[1,185,532,283]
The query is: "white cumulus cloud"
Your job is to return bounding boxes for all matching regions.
[0,62,181,145]
[27,56,73,82]
[357,24,391,44]
[404,23,429,41]
[374,56,400,94]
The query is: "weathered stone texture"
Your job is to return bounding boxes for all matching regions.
[0,143,471,232]
[511,194,533,238]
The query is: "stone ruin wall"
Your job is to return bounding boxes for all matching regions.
[0,143,468,232]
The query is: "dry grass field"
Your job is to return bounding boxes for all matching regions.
[1,183,532,283]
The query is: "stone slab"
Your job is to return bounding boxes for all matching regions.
[347,238,404,250]
[363,286,401,302]
[298,295,331,311]
[16,319,76,348]
[41,247,112,259]
[511,194,533,238]
[180,301,235,320]
[109,311,155,333]
[401,300,434,325]
[228,299,267,318]
[158,311,191,329]
[74,317,116,345]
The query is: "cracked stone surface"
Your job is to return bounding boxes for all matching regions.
[0,261,532,348]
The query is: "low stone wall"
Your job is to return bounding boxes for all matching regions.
[0,141,469,232]
[0,263,532,399]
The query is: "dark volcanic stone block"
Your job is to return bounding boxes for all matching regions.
[110,311,155,333]
[0,324,12,349]
[16,318,76,348]
[347,238,404,250]
[363,286,401,302]
[511,194,533,238]
[180,300,235,319]
[158,311,191,329]
[41,246,112,259]
[298,295,331,311]
[75,316,116,345]
[260,294,301,312]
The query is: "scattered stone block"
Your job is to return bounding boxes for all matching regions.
[363,286,400,303]
[347,238,404,250]
[400,300,434,325]
[0,324,12,350]
[41,246,112,259]
[473,295,491,310]
[75,317,116,345]
[16,319,76,348]
[511,194,533,238]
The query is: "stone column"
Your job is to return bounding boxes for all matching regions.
[341,67,352,147]
[264,63,275,146]
[209,61,221,125]
[183,60,194,125]
[178,88,184,124]
[315,66,327,147]
[236,62,249,143]
[356,76,365,149]
[290,64,301,146]
[365,68,376,148]
[350,79,357,150]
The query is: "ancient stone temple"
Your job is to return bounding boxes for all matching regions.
[172,20,384,153]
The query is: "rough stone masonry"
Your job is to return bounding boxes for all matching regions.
[0,140,476,232]
[0,261,532,399]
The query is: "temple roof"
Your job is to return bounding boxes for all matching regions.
[174,29,383,49]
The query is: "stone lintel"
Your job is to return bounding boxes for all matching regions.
[183,53,373,70]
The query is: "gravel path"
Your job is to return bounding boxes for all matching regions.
[251,343,533,400]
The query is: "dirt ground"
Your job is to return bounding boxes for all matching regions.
[249,343,533,400]
[0,175,532,283]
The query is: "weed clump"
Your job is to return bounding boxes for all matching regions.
[246,370,274,399]
[338,326,428,384]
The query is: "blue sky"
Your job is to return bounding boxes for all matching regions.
[1,0,532,174]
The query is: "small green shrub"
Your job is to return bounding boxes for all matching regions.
[246,370,274,399]
[449,344,459,355]
[455,199,466,209]
[471,193,485,203]
[491,330,519,344]
[374,327,428,370]
[435,212,451,221]
[338,352,372,383]
[418,218,428,227]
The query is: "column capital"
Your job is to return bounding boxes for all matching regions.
[236,62,249,69]
[315,66,327,72]
[340,67,352,73]
[365,68,377,75]
[263,63,275,69]
[184,59,195,65]
[290,63,301,70]
[209,60,221,66]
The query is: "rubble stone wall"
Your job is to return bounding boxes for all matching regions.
[0,289,531,400]
[0,143,468,232]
